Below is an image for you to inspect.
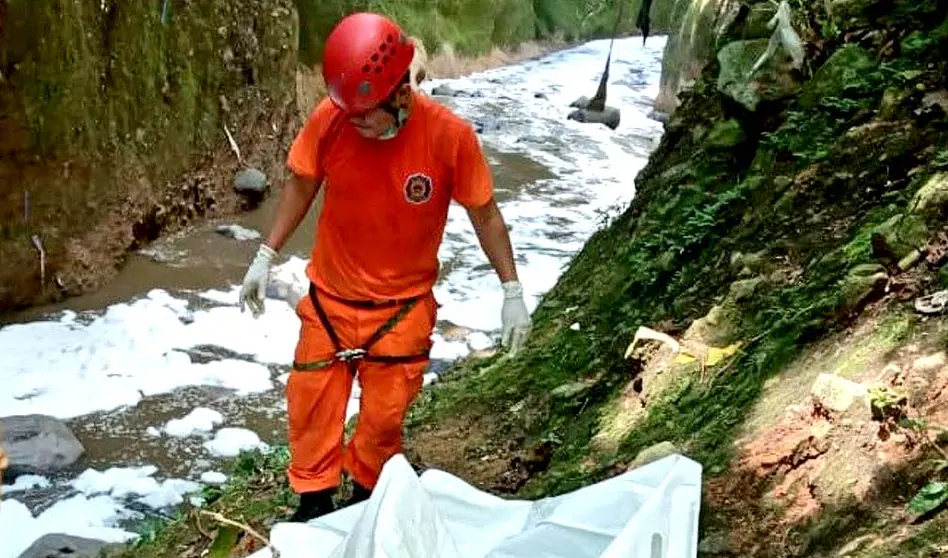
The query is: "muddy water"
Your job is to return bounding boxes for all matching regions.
[9,148,551,324]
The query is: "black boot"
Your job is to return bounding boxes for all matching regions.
[289,489,335,522]
[345,482,372,507]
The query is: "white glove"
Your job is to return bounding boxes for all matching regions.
[501,280,532,354]
[239,243,278,318]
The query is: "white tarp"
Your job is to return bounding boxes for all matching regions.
[248,453,702,558]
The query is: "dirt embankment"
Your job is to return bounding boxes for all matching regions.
[0,0,300,317]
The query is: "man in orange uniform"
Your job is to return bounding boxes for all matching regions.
[237,12,533,522]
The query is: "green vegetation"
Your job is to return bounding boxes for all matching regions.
[405,0,948,554]
[295,0,679,65]
[112,447,296,558]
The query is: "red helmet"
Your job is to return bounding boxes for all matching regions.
[322,12,415,114]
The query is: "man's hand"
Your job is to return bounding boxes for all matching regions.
[239,244,278,318]
[466,198,532,353]
[501,280,531,353]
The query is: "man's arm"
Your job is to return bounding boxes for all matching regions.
[466,197,518,283]
[264,173,320,252]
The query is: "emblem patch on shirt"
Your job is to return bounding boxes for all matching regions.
[404,173,433,204]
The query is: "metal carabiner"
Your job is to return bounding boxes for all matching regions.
[335,348,367,362]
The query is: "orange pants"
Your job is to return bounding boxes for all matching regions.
[285,286,436,493]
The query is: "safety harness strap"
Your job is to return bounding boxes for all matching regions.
[292,283,431,374]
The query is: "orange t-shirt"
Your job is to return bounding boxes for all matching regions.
[286,93,494,302]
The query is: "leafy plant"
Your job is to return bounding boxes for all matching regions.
[907,481,948,516]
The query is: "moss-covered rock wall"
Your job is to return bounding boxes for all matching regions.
[0,0,299,314]
[407,0,948,555]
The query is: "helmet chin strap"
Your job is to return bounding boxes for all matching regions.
[377,102,408,140]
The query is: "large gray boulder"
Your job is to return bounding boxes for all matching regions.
[716,39,802,111]
[567,106,621,130]
[16,534,119,558]
[233,167,267,194]
[797,45,875,109]
[0,415,85,478]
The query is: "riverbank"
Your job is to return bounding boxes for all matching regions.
[404,1,948,556]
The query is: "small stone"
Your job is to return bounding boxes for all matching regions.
[912,352,946,372]
[630,441,680,468]
[716,39,802,111]
[431,84,458,97]
[698,531,729,555]
[567,106,621,130]
[233,167,267,193]
[472,117,500,134]
[728,277,763,302]
[773,175,792,190]
[840,263,888,311]
[872,214,929,261]
[811,373,870,418]
[798,45,875,110]
[16,534,121,558]
[786,404,806,415]
[569,95,591,109]
[910,172,948,224]
[551,381,591,398]
[705,119,745,149]
[647,109,669,123]
[214,224,261,241]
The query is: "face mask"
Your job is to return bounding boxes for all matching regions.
[377,106,408,140]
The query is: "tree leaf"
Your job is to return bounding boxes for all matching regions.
[907,481,948,516]
[208,525,240,558]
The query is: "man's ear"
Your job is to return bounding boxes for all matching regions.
[394,83,414,108]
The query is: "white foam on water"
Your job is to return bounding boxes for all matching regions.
[0,289,284,420]
[162,407,225,438]
[0,496,138,558]
[203,427,269,458]
[427,36,666,333]
[0,463,222,558]
[3,474,50,493]
[70,465,203,510]
[201,471,228,485]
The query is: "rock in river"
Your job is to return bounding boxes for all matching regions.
[0,414,85,478]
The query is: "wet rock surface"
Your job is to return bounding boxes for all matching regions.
[233,167,269,198]
[0,415,85,479]
[16,534,120,558]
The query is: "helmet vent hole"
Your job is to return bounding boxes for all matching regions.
[382,55,389,65]
[387,34,394,43]
[374,66,383,74]
[380,43,387,52]
[371,53,379,62]
[362,64,371,73]
[390,47,397,55]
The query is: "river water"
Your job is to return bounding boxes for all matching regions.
[0,35,667,556]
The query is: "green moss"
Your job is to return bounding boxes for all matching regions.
[293,0,678,66]
[798,45,876,110]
